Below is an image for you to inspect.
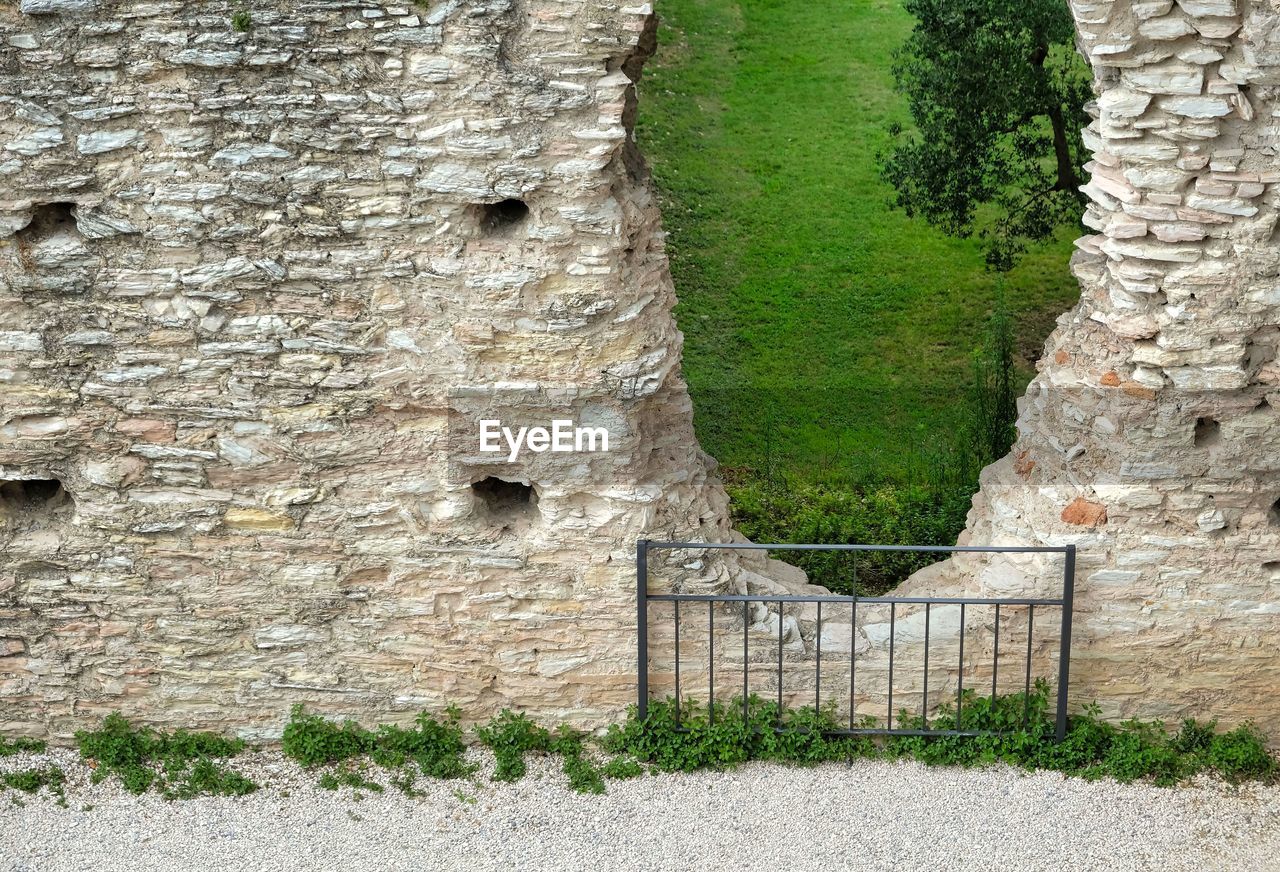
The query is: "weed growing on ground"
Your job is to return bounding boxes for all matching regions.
[474,710,551,782]
[282,705,474,789]
[605,683,1276,788]
[75,713,255,799]
[550,726,605,794]
[0,736,47,757]
[318,768,384,794]
[600,756,645,779]
[475,711,643,792]
[1,766,66,805]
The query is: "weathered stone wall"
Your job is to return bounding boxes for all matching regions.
[6,0,1280,743]
[0,0,759,740]
[881,0,1280,727]
[644,0,1280,733]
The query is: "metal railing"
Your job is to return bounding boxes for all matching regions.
[637,540,1076,741]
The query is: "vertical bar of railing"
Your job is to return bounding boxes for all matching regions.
[1023,605,1034,727]
[956,602,966,727]
[991,602,1000,702]
[922,603,930,725]
[708,602,715,726]
[674,599,681,726]
[1055,545,1076,742]
[815,602,822,715]
[887,603,895,728]
[743,600,749,723]
[849,599,857,730]
[637,539,648,721]
[776,606,784,725]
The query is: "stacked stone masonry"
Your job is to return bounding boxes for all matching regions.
[4,0,1280,742]
[825,0,1280,729]
[644,0,1280,733]
[0,0,763,739]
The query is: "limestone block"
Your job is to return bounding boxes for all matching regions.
[19,0,95,12]
[76,129,142,154]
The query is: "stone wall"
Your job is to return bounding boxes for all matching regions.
[838,0,1280,728]
[0,0,759,740]
[976,0,1280,724]
[5,0,1280,743]
[643,0,1280,733]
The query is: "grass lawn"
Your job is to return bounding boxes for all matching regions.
[636,0,1081,484]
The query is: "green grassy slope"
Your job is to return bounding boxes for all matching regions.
[636,0,1080,483]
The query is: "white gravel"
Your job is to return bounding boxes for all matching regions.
[2,746,1279,872]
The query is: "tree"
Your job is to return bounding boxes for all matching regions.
[881,0,1092,270]
[966,293,1018,466]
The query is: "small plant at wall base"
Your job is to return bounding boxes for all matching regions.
[2,766,66,805]
[606,684,1276,788]
[281,705,475,786]
[0,736,46,757]
[474,710,553,783]
[75,713,256,799]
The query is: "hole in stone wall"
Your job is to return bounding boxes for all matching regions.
[477,199,529,234]
[1270,497,1280,526]
[1263,560,1280,576]
[1194,417,1221,448]
[18,202,77,243]
[471,476,536,517]
[0,478,69,512]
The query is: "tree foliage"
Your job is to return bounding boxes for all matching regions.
[882,0,1092,270]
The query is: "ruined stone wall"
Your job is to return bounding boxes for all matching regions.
[880,0,1280,727]
[0,0,756,740]
[644,0,1280,733]
[6,0,1280,744]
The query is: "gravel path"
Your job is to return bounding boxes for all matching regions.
[2,746,1279,872]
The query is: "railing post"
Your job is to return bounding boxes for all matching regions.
[1055,544,1076,742]
[637,539,650,721]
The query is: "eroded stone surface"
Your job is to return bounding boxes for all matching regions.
[884,0,1280,728]
[0,0,757,740]
[649,0,1280,734]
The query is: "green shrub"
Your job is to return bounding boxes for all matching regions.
[1202,723,1275,783]
[281,705,372,766]
[370,708,471,779]
[549,726,605,794]
[475,710,551,783]
[607,684,1277,788]
[600,756,645,779]
[0,736,46,757]
[1,766,65,800]
[318,768,384,793]
[728,478,972,595]
[75,712,253,799]
[282,705,473,783]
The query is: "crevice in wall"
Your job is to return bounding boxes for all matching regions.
[476,199,529,235]
[614,12,659,182]
[17,202,78,244]
[0,478,71,516]
[471,476,539,532]
[1194,417,1221,448]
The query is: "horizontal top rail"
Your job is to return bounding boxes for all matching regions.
[646,593,1064,607]
[643,540,1072,554]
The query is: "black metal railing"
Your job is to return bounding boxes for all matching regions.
[637,540,1076,741]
